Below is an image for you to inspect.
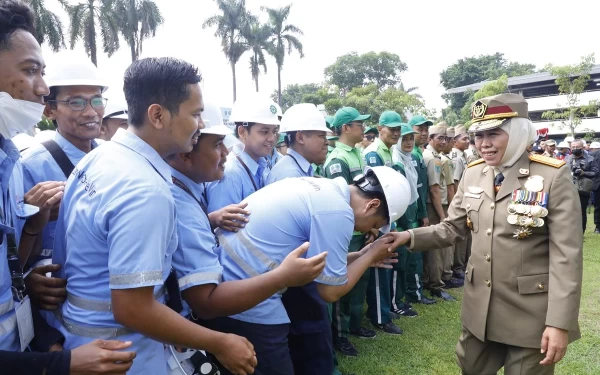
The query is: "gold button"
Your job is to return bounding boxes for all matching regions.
[485,280,491,287]
[490,203,495,209]
[486,228,492,235]
[485,254,491,262]
[538,283,545,290]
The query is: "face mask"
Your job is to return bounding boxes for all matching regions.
[0,92,45,139]
[572,149,583,156]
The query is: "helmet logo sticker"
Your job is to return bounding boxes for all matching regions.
[270,105,277,114]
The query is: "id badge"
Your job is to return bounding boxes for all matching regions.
[16,296,34,351]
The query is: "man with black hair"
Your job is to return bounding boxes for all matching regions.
[0,1,136,373]
[206,93,280,212]
[51,57,257,375]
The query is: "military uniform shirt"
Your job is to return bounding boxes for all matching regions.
[170,168,222,318]
[451,148,468,182]
[265,149,313,184]
[440,153,454,205]
[52,129,177,375]
[218,177,352,325]
[423,145,443,204]
[21,132,97,263]
[206,151,270,212]
[0,137,26,351]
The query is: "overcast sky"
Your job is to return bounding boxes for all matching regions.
[44,0,600,115]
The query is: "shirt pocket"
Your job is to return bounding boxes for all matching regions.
[517,274,549,295]
[461,197,483,233]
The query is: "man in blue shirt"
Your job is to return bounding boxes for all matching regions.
[0,1,135,372]
[206,94,280,212]
[265,103,336,374]
[210,166,410,375]
[52,58,257,375]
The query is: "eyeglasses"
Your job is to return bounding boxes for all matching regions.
[365,135,375,141]
[47,97,108,111]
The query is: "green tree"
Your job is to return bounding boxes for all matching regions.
[114,0,164,62]
[273,83,320,111]
[324,51,408,94]
[460,75,509,124]
[440,53,535,113]
[63,0,120,66]
[244,22,272,92]
[203,0,256,101]
[37,116,55,131]
[262,4,304,106]
[542,54,598,136]
[26,0,66,52]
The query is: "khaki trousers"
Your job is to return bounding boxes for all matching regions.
[423,204,454,290]
[456,326,555,375]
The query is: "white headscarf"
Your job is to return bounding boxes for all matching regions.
[498,117,538,169]
[392,144,419,205]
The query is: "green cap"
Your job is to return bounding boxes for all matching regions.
[325,116,335,128]
[327,135,339,141]
[277,133,287,145]
[379,111,403,127]
[332,107,371,127]
[364,126,378,135]
[408,115,433,127]
[400,124,418,137]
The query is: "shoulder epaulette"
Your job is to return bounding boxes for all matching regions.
[467,158,485,168]
[529,154,566,168]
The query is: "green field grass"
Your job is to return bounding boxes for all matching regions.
[338,214,600,375]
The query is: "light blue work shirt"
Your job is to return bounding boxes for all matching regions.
[52,129,177,375]
[21,132,97,263]
[0,136,26,351]
[265,149,313,184]
[170,168,222,318]
[206,151,270,212]
[218,177,353,325]
[265,148,283,169]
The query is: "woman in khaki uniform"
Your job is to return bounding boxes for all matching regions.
[384,93,583,375]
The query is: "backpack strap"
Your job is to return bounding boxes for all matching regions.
[41,140,76,178]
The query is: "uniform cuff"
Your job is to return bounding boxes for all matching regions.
[407,230,415,250]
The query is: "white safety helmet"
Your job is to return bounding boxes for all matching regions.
[590,141,600,149]
[201,101,233,136]
[564,135,575,143]
[280,103,332,134]
[557,141,570,149]
[274,102,283,119]
[354,166,411,233]
[230,93,280,126]
[45,51,108,92]
[103,99,128,120]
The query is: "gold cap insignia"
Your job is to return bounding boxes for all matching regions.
[472,101,487,120]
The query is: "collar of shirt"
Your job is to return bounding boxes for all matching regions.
[0,137,19,191]
[55,131,98,163]
[287,149,313,176]
[111,128,171,182]
[412,146,423,157]
[238,150,266,176]
[170,167,204,202]
[374,138,392,153]
[335,142,356,153]
[452,147,465,157]
[426,144,440,157]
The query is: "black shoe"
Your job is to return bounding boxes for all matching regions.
[334,337,359,357]
[399,306,418,317]
[443,278,464,289]
[431,289,457,301]
[372,321,403,335]
[349,326,377,339]
[453,270,465,279]
[389,308,401,320]
[416,296,437,305]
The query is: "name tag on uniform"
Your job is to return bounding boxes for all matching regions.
[412,160,418,167]
[464,192,482,199]
[369,156,377,164]
[16,296,34,351]
[329,164,342,175]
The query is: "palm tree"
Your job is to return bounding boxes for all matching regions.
[114,0,163,62]
[63,0,120,66]
[244,22,271,92]
[26,0,66,52]
[203,0,256,102]
[262,4,304,106]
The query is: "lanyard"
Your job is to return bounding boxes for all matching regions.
[287,154,311,177]
[236,156,260,192]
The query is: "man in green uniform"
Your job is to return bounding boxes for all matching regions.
[325,106,375,357]
[363,111,405,335]
[405,115,437,305]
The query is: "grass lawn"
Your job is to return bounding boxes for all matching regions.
[338,213,600,375]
